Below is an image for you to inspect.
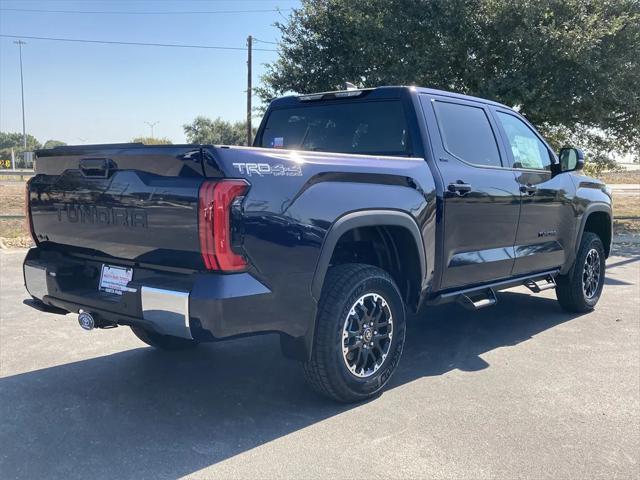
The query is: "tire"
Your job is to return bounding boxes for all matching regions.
[556,232,606,313]
[130,326,199,351]
[303,263,406,403]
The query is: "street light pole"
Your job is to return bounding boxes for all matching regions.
[14,40,27,150]
[246,35,252,146]
[144,121,159,138]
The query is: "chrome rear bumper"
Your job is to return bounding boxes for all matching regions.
[140,286,191,339]
[24,262,192,339]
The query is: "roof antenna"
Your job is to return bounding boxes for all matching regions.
[343,82,357,90]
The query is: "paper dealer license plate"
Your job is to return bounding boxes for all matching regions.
[99,264,134,295]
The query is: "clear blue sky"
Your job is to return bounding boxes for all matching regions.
[0,0,299,144]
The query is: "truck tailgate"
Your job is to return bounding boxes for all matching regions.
[29,144,212,270]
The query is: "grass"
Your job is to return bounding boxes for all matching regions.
[612,190,640,235]
[0,184,26,215]
[612,191,640,218]
[599,170,640,184]
[0,219,33,248]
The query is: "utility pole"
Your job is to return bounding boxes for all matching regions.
[246,35,252,146]
[145,121,159,138]
[14,40,27,151]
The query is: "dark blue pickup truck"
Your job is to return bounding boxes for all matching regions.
[24,86,612,402]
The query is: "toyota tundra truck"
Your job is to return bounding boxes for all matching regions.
[23,86,612,402]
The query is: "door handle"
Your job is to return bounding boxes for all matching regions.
[447,181,472,196]
[79,158,116,178]
[520,184,537,195]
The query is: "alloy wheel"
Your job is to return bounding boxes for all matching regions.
[582,248,601,299]
[341,293,393,378]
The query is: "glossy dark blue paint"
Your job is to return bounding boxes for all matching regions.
[25,86,612,360]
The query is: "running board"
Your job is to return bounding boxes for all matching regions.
[523,274,556,293]
[426,269,560,308]
[457,288,497,310]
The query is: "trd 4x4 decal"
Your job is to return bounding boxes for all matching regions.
[232,162,302,177]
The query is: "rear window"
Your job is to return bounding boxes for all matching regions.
[259,101,410,155]
[433,101,502,167]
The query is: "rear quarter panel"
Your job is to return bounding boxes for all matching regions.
[202,146,436,341]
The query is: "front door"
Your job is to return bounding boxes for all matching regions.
[491,109,576,275]
[420,95,522,290]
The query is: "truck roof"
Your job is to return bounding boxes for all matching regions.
[270,85,510,110]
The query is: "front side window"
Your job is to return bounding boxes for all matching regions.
[433,100,502,167]
[495,112,552,170]
[259,101,410,156]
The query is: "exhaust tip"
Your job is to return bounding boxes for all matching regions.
[78,311,95,331]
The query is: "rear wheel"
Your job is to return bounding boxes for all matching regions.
[556,232,606,313]
[130,326,198,350]
[303,264,406,403]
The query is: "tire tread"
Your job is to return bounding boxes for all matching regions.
[303,263,402,402]
[556,232,605,313]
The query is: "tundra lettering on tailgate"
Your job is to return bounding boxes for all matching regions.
[53,203,148,228]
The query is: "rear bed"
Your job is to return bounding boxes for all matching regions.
[23,143,268,341]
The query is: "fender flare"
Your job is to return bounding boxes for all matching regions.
[575,203,612,250]
[310,209,426,301]
[563,203,612,275]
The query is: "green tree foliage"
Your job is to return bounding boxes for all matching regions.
[0,132,41,167]
[259,0,639,162]
[183,116,254,145]
[0,131,41,153]
[131,136,173,145]
[42,139,67,149]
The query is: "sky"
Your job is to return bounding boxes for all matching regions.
[0,0,300,144]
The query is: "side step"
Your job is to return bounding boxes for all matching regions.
[457,288,497,310]
[524,274,556,293]
[425,269,561,308]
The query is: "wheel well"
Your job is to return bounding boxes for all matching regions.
[329,225,422,311]
[583,211,611,257]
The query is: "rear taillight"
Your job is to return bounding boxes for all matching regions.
[198,179,249,272]
[24,179,36,244]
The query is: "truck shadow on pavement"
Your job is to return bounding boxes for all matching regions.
[0,291,586,479]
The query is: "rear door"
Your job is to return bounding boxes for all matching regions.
[491,108,576,275]
[420,95,521,290]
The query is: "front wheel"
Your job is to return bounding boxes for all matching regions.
[556,232,606,313]
[303,264,406,403]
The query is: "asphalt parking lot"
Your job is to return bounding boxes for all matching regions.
[1,246,639,480]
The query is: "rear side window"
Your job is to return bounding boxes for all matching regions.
[433,101,502,167]
[259,101,410,155]
[495,111,553,170]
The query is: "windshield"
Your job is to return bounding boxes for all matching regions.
[259,100,410,156]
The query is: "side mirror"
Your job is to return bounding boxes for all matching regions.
[558,147,585,172]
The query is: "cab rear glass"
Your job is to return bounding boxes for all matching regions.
[259,101,411,156]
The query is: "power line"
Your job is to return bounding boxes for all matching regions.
[0,7,292,15]
[253,37,279,45]
[0,34,278,52]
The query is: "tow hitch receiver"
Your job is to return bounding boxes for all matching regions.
[78,310,118,330]
[78,311,95,331]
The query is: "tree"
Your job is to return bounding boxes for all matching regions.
[259,0,639,163]
[131,136,173,145]
[183,116,253,145]
[0,132,41,166]
[42,139,67,149]
[0,131,41,152]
